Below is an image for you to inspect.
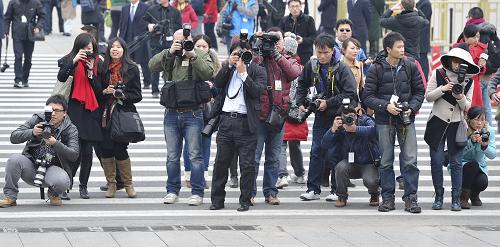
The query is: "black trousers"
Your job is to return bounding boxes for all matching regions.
[108,10,121,40]
[211,115,257,207]
[229,152,238,178]
[150,46,164,93]
[417,52,430,81]
[131,52,152,87]
[12,39,34,83]
[72,139,98,187]
[204,23,218,50]
[462,161,488,194]
[43,0,64,34]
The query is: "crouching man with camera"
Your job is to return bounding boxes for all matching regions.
[149,26,214,206]
[321,106,380,208]
[0,95,79,208]
[362,32,425,213]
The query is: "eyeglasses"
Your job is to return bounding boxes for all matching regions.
[53,109,65,113]
[339,29,351,32]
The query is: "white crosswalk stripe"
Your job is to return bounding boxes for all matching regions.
[0,54,499,219]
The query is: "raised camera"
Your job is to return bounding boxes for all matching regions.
[480,128,490,143]
[238,29,253,64]
[182,24,194,51]
[84,51,94,58]
[41,106,54,139]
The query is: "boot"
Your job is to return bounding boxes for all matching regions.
[101,158,117,198]
[460,189,471,209]
[404,194,421,214]
[451,189,461,211]
[432,188,444,210]
[470,191,483,206]
[118,158,137,198]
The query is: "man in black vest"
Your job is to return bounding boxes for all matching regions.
[210,39,266,212]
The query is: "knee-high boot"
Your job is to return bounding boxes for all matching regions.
[101,158,117,198]
[118,158,137,198]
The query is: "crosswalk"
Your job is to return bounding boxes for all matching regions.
[0,54,499,219]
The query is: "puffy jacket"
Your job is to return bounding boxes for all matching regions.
[462,126,496,176]
[10,113,79,187]
[279,12,317,65]
[203,0,218,24]
[321,114,380,165]
[362,53,425,125]
[380,9,429,58]
[3,0,46,40]
[220,0,258,38]
[171,1,198,30]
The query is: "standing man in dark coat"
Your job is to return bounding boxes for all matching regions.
[0,0,4,62]
[4,0,46,88]
[317,0,336,35]
[119,0,152,89]
[368,0,385,57]
[416,0,432,80]
[347,0,371,52]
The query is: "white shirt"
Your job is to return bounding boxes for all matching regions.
[222,69,248,114]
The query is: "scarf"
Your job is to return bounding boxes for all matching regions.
[466,17,485,26]
[109,61,123,86]
[71,59,99,112]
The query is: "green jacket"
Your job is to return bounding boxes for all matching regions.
[149,48,214,82]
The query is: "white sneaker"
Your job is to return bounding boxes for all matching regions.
[276,176,289,189]
[295,175,306,184]
[188,195,203,206]
[299,191,320,201]
[163,193,179,204]
[325,193,337,202]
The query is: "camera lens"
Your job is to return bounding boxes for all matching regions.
[452,84,464,95]
[343,115,354,126]
[240,50,253,64]
[183,40,194,51]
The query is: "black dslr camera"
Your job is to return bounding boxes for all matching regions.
[202,115,220,137]
[452,64,469,95]
[475,128,490,143]
[174,24,194,56]
[33,153,53,187]
[237,29,253,64]
[341,98,354,126]
[252,33,279,57]
[41,106,54,139]
[114,83,125,99]
[84,51,94,58]
[394,101,411,126]
[296,93,325,122]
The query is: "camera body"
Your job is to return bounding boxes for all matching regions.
[394,101,411,126]
[41,106,53,139]
[452,64,469,95]
[253,33,279,57]
[84,51,94,58]
[114,83,125,99]
[237,29,253,64]
[476,128,490,143]
[174,24,194,56]
[33,153,53,187]
[295,93,325,122]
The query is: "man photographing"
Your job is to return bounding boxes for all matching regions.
[0,95,79,207]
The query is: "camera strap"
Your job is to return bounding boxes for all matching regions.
[226,68,243,99]
[263,60,276,106]
[315,61,339,96]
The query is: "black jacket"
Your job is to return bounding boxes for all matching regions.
[279,12,317,65]
[81,0,104,25]
[212,63,267,134]
[347,0,371,44]
[0,0,4,39]
[380,9,429,58]
[416,0,432,54]
[119,2,151,64]
[318,0,337,29]
[296,58,358,127]
[3,0,46,40]
[143,3,182,49]
[362,54,425,125]
[57,55,103,141]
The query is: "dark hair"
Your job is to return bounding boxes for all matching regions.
[342,37,361,51]
[467,106,485,120]
[467,7,484,19]
[103,37,135,74]
[463,25,480,38]
[229,40,251,54]
[314,33,336,49]
[287,0,301,5]
[335,19,353,30]
[193,34,212,49]
[46,95,68,111]
[81,25,99,42]
[334,106,357,118]
[266,26,284,38]
[401,0,415,11]
[383,32,406,52]
[68,33,97,59]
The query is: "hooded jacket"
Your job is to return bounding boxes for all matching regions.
[3,0,46,40]
[10,113,79,186]
[462,125,495,176]
[380,9,429,58]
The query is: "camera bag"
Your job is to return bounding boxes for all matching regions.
[52,76,73,101]
[108,102,146,143]
[263,61,287,132]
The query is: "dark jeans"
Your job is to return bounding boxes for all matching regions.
[417,52,430,81]
[429,123,464,193]
[462,162,488,193]
[12,39,34,83]
[43,0,64,34]
[335,159,379,199]
[279,140,305,178]
[183,134,211,171]
[108,10,121,40]
[369,39,379,58]
[73,139,97,187]
[211,115,257,207]
[306,117,332,194]
[150,46,164,93]
[253,122,283,198]
[204,23,218,50]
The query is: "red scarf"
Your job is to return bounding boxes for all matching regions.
[109,61,123,86]
[466,17,485,26]
[71,59,99,112]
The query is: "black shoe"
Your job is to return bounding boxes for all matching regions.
[22,81,29,87]
[143,85,150,89]
[228,176,238,188]
[100,184,124,191]
[13,81,22,88]
[237,204,249,212]
[347,180,356,188]
[63,32,71,36]
[378,197,396,212]
[152,92,160,98]
[79,185,90,199]
[209,204,224,210]
[60,191,70,200]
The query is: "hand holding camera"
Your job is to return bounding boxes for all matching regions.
[491,92,500,103]
[44,136,57,146]
[332,116,343,132]
[387,103,402,116]
[103,84,115,95]
[169,40,183,55]
[73,50,92,64]
[32,123,44,137]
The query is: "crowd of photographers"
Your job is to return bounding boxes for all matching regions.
[0,0,498,214]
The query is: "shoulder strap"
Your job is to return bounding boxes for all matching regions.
[263,60,275,106]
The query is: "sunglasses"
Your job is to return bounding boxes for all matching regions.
[339,29,351,32]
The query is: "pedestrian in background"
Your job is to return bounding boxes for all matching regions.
[61,0,77,36]
[203,0,218,50]
[172,0,199,33]
[416,0,432,80]
[347,0,371,52]
[109,0,129,40]
[190,0,204,37]
[81,0,106,42]
[317,0,337,35]
[42,0,65,36]
[216,0,258,53]
[367,0,384,58]
[0,0,4,61]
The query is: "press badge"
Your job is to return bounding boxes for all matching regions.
[390,94,399,104]
[275,80,282,91]
[181,60,189,67]
[21,15,27,23]
[348,152,355,163]
[242,18,248,23]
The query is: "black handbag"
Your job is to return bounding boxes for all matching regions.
[264,61,286,132]
[28,21,45,42]
[110,106,146,143]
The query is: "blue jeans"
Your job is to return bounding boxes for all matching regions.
[429,125,464,193]
[183,134,211,172]
[306,118,331,194]
[377,123,420,201]
[253,122,283,198]
[481,79,493,125]
[163,109,205,197]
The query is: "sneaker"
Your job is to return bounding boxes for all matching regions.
[335,197,347,207]
[163,193,179,204]
[378,198,396,212]
[295,175,306,184]
[60,191,70,201]
[0,197,17,208]
[188,195,203,206]
[325,193,336,202]
[299,191,320,201]
[250,197,255,206]
[13,81,22,88]
[265,195,280,205]
[228,176,238,188]
[276,176,289,189]
[404,194,422,214]
[369,194,380,207]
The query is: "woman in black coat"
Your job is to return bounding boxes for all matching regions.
[99,37,142,198]
[57,33,103,199]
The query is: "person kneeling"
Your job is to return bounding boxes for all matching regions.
[0,95,79,207]
[322,106,380,207]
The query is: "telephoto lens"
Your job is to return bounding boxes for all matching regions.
[42,106,53,139]
[33,154,53,187]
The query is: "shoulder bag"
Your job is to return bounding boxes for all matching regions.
[263,61,287,132]
[109,102,146,143]
[52,76,73,101]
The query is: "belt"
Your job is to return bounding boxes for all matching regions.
[222,112,247,118]
[166,105,201,113]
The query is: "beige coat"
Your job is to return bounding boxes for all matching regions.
[61,0,77,20]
